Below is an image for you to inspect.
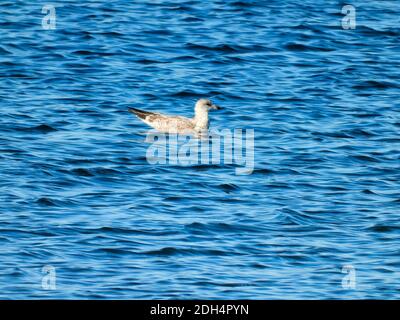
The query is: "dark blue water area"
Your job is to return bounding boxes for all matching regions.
[1,0,400,299]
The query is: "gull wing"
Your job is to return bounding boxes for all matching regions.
[128,108,195,133]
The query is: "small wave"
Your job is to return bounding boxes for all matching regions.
[184,222,265,235]
[217,183,240,193]
[134,58,164,65]
[352,80,399,90]
[368,224,400,233]
[182,16,204,22]
[143,246,232,256]
[142,29,173,36]
[351,154,380,163]
[284,42,334,52]
[311,131,352,139]
[71,168,95,177]
[72,50,117,57]
[36,197,57,206]
[344,128,376,138]
[357,25,399,37]
[93,248,133,255]
[185,42,265,53]
[0,46,11,54]
[231,1,256,7]
[170,90,203,98]
[18,124,58,134]
[70,167,122,177]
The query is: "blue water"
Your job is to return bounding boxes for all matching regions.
[1,0,400,299]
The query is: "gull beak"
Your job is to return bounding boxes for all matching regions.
[210,104,222,110]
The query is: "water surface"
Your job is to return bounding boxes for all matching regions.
[0,0,399,299]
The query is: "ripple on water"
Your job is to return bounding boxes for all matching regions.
[0,0,399,300]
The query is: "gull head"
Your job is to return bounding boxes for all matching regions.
[195,98,221,114]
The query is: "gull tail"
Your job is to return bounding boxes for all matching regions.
[128,107,152,120]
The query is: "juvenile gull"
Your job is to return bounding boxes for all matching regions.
[128,98,221,136]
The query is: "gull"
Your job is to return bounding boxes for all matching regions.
[128,98,221,137]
